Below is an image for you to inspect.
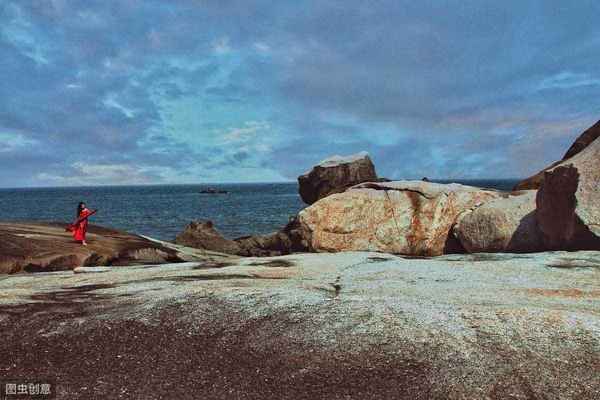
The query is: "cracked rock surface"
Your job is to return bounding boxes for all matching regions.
[1,251,599,399]
[298,181,501,256]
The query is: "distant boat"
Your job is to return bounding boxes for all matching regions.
[199,188,229,194]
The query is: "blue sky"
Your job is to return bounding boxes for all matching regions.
[1,0,599,187]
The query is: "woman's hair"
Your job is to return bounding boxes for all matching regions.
[77,202,86,218]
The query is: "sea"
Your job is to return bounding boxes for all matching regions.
[0,180,519,241]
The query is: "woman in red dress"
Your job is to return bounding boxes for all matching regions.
[72,202,96,246]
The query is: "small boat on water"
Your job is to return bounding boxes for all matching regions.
[199,187,229,194]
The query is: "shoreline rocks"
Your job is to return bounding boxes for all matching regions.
[0,222,199,274]
[174,221,243,255]
[11,117,600,271]
[298,151,378,205]
[298,180,501,256]
[454,190,544,253]
[291,120,600,256]
[235,216,309,256]
[175,217,309,257]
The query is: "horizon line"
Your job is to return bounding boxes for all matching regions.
[0,177,526,190]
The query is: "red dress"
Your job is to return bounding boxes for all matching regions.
[72,208,93,242]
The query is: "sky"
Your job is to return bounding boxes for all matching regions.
[1,0,599,187]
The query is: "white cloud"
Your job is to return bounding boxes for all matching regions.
[103,94,135,118]
[1,3,50,65]
[539,72,600,90]
[36,162,161,186]
[0,132,38,152]
[221,121,270,144]
[253,42,271,53]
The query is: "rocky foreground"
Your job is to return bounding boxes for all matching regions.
[1,251,599,399]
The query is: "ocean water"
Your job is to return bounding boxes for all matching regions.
[0,180,519,240]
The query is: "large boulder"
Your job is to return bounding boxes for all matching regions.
[0,222,188,274]
[536,137,600,250]
[298,181,502,256]
[298,152,378,205]
[453,191,544,253]
[514,120,600,190]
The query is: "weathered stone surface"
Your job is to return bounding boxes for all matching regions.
[454,191,544,253]
[298,151,378,205]
[514,119,600,190]
[174,221,243,255]
[1,251,599,399]
[175,218,310,257]
[234,232,288,257]
[298,180,501,256]
[235,217,309,256]
[0,222,195,274]
[536,137,600,250]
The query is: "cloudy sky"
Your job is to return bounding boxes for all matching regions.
[1,0,599,187]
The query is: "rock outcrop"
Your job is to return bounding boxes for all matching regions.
[174,221,243,255]
[0,222,192,274]
[298,152,378,205]
[298,180,501,256]
[2,251,599,399]
[514,119,600,190]
[235,217,309,256]
[175,218,309,257]
[453,191,544,253]
[536,137,600,250]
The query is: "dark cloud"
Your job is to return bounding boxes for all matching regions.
[1,0,599,186]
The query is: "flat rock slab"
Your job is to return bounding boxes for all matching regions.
[0,222,228,273]
[1,251,599,399]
